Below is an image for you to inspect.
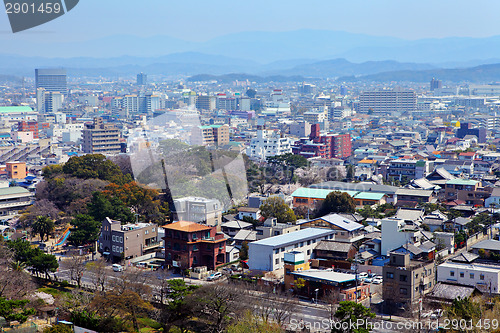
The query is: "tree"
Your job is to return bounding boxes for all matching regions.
[317,191,356,217]
[447,297,482,321]
[189,284,244,333]
[68,255,87,288]
[331,301,375,333]
[42,324,73,333]
[239,241,249,260]
[68,214,101,246]
[86,192,134,223]
[61,154,131,185]
[18,199,60,228]
[260,197,296,224]
[86,259,108,293]
[31,216,55,241]
[227,311,284,333]
[245,88,257,98]
[0,297,35,323]
[346,164,355,180]
[31,253,59,281]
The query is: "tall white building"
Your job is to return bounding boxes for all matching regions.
[246,128,293,161]
[359,89,416,114]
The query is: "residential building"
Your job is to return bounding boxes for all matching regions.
[388,159,431,179]
[298,213,363,239]
[456,123,486,143]
[359,89,416,114]
[190,124,230,146]
[291,187,358,210]
[81,117,121,155]
[246,127,293,161]
[162,221,226,270]
[444,179,491,206]
[17,121,39,139]
[383,252,436,313]
[173,197,222,231]
[292,124,352,159]
[248,228,336,272]
[97,217,161,261]
[381,218,423,256]
[6,161,27,179]
[255,218,300,240]
[196,95,216,111]
[437,261,500,294]
[136,72,147,85]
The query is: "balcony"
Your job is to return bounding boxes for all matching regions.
[143,242,161,251]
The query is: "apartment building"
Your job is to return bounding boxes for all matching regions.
[359,89,416,114]
[190,124,230,146]
[383,252,436,313]
[292,124,352,159]
[98,217,160,261]
[246,128,293,161]
[437,261,500,294]
[173,197,222,231]
[6,161,27,179]
[444,179,491,206]
[81,117,121,155]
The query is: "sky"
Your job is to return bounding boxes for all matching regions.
[1,0,500,42]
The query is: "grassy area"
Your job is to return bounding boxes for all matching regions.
[38,286,72,297]
[138,317,162,331]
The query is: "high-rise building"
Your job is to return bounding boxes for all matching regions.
[137,72,147,85]
[82,117,121,155]
[430,78,442,91]
[44,91,64,113]
[35,68,67,95]
[196,95,216,111]
[359,89,416,114]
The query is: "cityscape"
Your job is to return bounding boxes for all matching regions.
[4,1,500,333]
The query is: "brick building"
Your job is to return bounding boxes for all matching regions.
[292,124,351,159]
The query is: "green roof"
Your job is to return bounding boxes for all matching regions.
[292,188,358,199]
[0,106,33,113]
[353,192,386,200]
[446,179,479,186]
[0,186,30,196]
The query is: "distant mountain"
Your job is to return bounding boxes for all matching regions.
[267,58,436,78]
[187,73,307,84]
[4,29,500,65]
[338,63,500,83]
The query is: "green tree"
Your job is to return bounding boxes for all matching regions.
[346,165,355,180]
[158,279,199,333]
[31,253,59,280]
[62,154,131,184]
[87,192,134,223]
[331,301,375,333]
[447,297,482,321]
[246,88,257,98]
[317,191,356,217]
[42,324,73,333]
[239,242,249,260]
[68,214,101,246]
[260,197,296,223]
[31,216,55,241]
[0,297,35,323]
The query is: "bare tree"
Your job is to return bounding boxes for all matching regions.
[322,289,341,321]
[86,259,108,293]
[0,242,35,298]
[68,255,87,288]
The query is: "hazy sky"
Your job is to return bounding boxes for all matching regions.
[1,0,500,42]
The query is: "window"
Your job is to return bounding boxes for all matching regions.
[294,243,299,248]
[386,272,394,279]
[400,288,407,295]
[275,258,280,265]
[281,248,285,252]
[275,249,279,255]
[460,272,464,278]
[480,274,485,280]
[300,242,304,247]
[307,249,311,255]
[470,273,474,279]
[307,240,311,245]
[400,275,407,282]
[192,233,198,240]
[193,256,197,264]
[450,271,455,277]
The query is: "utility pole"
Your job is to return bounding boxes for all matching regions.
[354,252,360,303]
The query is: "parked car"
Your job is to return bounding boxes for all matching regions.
[372,277,383,284]
[207,272,223,281]
[358,272,368,279]
[112,264,124,272]
[364,277,374,283]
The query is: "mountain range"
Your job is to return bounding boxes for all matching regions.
[3,30,500,82]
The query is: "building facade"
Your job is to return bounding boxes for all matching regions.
[82,117,121,155]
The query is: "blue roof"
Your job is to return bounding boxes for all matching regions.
[250,228,335,247]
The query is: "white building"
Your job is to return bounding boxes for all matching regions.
[246,128,293,161]
[437,262,500,294]
[248,228,336,272]
[381,218,422,256]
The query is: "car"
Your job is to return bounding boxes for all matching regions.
[372,277,383,284]
[358,272,368,279]
[112,264,124,272]
[364,277,373,283]
[207,272,223,281]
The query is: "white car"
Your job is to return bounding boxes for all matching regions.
[112,264,124,272]
[372,277,383,284]
[364,277,374,283]
[207,272,222,281]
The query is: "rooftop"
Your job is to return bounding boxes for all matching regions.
[299,213,363,232]
[292,187,358,200]
[250,228,335,248]
[446,179,479,186]
[291,269,356,284]
[162,221,212,233]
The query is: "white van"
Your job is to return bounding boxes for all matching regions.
[112,264,124,272]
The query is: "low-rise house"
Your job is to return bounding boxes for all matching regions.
[353,192,387,208]
[437,261,500,294]
[298,213,363,240]
[445,179,491,206]
[395,188,435,207]
[255,218,300,240]
[471,239,500,258]
[237,207,261,221]
[98,217,160,262]
[313,240,357,262]
[248,228,336,272]
[221,220,253,237]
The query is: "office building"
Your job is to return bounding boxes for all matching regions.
[82,117,121,155]
[430,78,442,91]
[35,68,67,95]
[196,95,216,111]
[359,89,416,114]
